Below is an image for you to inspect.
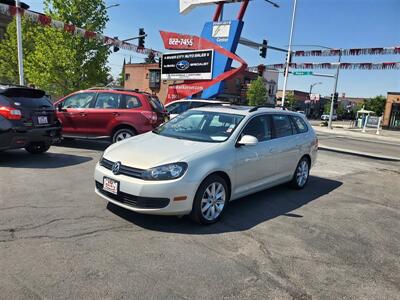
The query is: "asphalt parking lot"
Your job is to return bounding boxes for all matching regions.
[1,141,399,299]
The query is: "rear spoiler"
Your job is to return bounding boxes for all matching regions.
[0,87,46,98]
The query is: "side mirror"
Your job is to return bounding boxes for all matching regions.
[57,103,66,112]
[237,135,258,147]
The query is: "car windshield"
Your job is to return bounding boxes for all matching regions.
[153,110,244,143]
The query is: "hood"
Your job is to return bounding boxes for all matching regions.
[104,132,218,169]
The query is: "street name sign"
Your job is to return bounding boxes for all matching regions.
[292,71,313,75]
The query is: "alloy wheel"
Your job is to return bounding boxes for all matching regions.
[296,159,309,187]
[200,182,226,221]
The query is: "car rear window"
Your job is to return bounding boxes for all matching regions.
[1,88,52,108]
[148,96,164,112]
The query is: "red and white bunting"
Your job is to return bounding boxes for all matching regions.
[292,47,400,57]
[0,3,162,58]
[267,62,400,70]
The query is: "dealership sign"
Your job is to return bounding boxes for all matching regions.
[161,50,214,80]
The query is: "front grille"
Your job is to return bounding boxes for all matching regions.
[95,181,169,209]
[100,158,144,179]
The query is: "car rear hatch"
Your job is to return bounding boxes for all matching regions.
[148,95,168,123]
[2,88,56,128]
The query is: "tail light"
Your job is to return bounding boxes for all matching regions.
[0,106,22,120]
[140,111,158,125]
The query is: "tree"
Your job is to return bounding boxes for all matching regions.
[0,0,110,98]
[247,77,267,106]
[145,51,156,64]
[118,58,126,87]
[364,95,386,116]
[323,102,331,114]
[285,93,297,110]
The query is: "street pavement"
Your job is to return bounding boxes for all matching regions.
[0,141,399,299]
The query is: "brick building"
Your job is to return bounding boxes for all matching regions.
[383,92,400,130]
[123,62,278,104]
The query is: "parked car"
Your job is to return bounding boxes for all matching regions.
[0,84,61,153]
[55,88,167,143]
[95,105,318,224]
[165,99,229,119]
[321,114,337,121]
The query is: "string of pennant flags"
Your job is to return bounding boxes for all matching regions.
[267,62,400,70]
[0,3,162,58]
[292,47,400,57]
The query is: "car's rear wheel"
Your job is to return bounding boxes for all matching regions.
[290,157,310,189]
[190,175,228,224]
[112,128,135,143]
[25,142,51,154]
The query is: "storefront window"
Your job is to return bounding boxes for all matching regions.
[149,69,161,89]
[389,103,400,129]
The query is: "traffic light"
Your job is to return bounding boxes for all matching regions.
[333,92,339,109]
[283,51,293,74]
[113,36,119,52]
[138,28,145,49]
[259,39,267,58]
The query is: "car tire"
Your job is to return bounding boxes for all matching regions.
[190,175,229,225]
[112,128,135,143]
[25,142,51,154]
[290,156,310,189]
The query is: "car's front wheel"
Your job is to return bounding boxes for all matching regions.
[290,157,310,189]
[112,128,135,143]
[190,175,228,224]
[25,142,51,154]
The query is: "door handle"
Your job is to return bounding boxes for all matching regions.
[113,112,120,117]
[80,113,87,117]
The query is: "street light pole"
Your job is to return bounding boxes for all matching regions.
[15,0,25,85]
[328,52,341,129]
[281,0,297,107]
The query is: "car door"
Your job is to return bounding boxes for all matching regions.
[58,92,95,137]
[271,114,299,179]
[233,114,279,197]
[85,92,123,137]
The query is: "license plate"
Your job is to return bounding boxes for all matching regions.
[103,177,119,195]
[37,116,48,124]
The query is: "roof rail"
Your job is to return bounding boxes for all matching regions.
[249,105,287,112]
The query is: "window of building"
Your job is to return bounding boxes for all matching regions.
[125,73,130,81]
[149,69,161,89]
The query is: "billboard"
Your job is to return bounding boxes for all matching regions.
[161,49,214,80]
[180,0,250,15]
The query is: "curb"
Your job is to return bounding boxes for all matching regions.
[318,145,400,161]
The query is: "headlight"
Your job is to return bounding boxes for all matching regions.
[142,162,188,181]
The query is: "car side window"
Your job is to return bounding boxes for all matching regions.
[62,93,95,109]
[242,115,272,142]
[272,114,294,138]
[123,95,142,109]
[291,116,308,134]
[94,93,121,109]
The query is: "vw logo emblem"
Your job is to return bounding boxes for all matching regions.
[176,60,190,71]
[112,161,121,175]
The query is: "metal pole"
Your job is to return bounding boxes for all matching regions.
[281,0,297,107]
[328,52,341,129]
[15,0,25,85]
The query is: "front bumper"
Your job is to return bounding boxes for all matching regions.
[0,125,61,150]
[94,162,198,216]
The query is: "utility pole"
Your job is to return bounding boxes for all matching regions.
[281,0,297,107]
[15,0,25,85]
[328,52,341,129]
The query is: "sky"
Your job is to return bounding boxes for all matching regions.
[27,0,400,98]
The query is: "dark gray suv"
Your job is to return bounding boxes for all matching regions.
[0,84,61,153]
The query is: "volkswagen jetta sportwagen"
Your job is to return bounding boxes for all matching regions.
[94,105,318,224]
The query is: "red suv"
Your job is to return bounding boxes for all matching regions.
[55,88,167,143]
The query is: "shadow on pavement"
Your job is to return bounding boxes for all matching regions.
[0,149,92,169]
[107,176,342,234]
[55,139,110,152]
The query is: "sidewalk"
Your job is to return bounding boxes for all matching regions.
[313,125,400,145]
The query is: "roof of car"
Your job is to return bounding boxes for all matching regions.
[192,105,300,116]
[165,99,229,105]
